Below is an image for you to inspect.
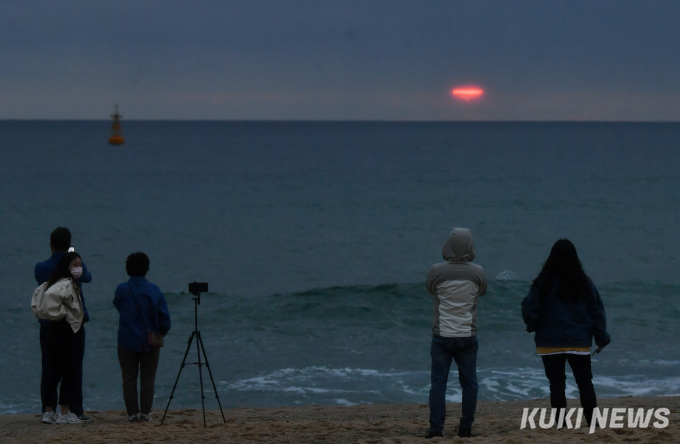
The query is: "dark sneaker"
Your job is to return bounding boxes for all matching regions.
[458,427,471,438]
[424,429,443,439]
[128,414,139,423]
[78,414,92,421]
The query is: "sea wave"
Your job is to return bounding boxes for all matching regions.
[3,279,680,413]
[213,365,680,406]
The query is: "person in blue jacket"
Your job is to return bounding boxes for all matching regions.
[521,239,610,427]
[34,227,92,422]
[113,252,171,423]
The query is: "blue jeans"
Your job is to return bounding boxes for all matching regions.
[429,334,478,432]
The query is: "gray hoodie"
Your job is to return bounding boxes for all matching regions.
[426,228,487,337]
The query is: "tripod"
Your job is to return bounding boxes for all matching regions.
[161,290,226,427]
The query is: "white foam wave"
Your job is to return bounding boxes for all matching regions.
[495,270,517,281]
[0,397,41,415]
[220,366,408,396]
[4,365,680,413]
[218,366,680,405]
[617,358,680,367]
[335,398,369,406]
[593,375,680,397]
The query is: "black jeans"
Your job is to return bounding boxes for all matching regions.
[40,322,85,415]
[541,353,597,426]
[118,345,161,416]
[40,322,60,412]
[70,325,86,416]
[41,321,83,409]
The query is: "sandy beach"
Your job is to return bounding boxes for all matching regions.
[1,396,678,443]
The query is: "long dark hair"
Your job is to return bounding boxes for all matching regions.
[46,252,81,289]
[532,239,592,303]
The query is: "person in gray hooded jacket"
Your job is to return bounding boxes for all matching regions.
[424,228,487,439]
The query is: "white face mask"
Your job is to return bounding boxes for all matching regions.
[70,267,83,279]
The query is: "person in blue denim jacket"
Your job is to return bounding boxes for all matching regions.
[113,252,171,422]
[522,239,611,427]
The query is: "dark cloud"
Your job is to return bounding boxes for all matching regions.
[1,0,679,119]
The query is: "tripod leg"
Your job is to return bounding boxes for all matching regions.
[161,332,196,425]
[197,331,226,423]
[195,329,207,427]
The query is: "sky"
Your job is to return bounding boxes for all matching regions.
[1,1,679,121]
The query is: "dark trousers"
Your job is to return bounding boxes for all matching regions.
[541,353,597,426]
[71,325,85,416]
[40,323,60,412]
[40,323,85,414]
[118,345,161,415]
[41,321,83,409]
[429,335,479,432]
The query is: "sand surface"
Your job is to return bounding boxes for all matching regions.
[1,396,678,443]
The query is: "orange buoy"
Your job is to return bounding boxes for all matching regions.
[108,135,125,145]
[108,104,125,145]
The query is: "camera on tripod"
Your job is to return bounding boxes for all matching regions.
[161,280,225,427]
[189,282,208,294]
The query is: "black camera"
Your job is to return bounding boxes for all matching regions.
[189,282,208,293]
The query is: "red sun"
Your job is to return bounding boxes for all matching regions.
[451,86,484,101]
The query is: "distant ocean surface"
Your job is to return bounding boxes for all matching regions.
[1,121,679,414]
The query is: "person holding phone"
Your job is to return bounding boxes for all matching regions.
[34,227,92,422]
[521,239,610,427]
[113,252,171,423]
[32,252,87,424]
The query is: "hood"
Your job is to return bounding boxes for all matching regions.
[442,227,476,262]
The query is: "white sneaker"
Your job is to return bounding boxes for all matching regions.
[56,412,83,424]
[41,412,57,424]
[139,413,152,422]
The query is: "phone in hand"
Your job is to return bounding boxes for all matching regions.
[68,246,75,252]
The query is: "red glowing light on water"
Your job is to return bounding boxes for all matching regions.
[451,87,484,101]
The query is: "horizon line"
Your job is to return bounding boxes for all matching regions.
[1,119,679,123]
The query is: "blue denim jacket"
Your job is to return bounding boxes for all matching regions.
[113,277,171,352]
[521,278,611,348]
[35,253,92,325]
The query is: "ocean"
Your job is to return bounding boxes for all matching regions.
[1,121,679,414]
